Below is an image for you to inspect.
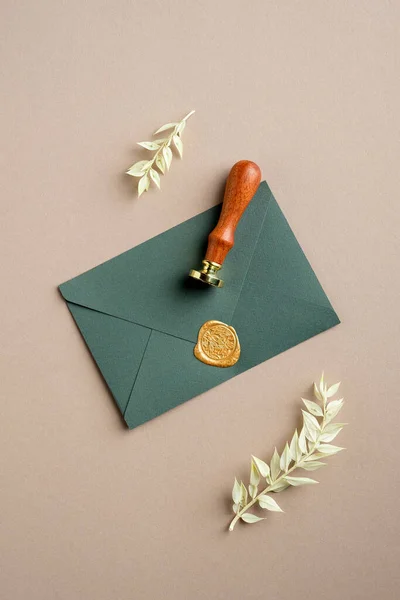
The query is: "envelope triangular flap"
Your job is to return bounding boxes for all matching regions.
[59,185,271,343]
[67,302,151,413]
[230,192,340,367]
[124,330,237,429]
[243,192,336,310]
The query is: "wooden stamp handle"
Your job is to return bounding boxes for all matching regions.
[205,160,262,265]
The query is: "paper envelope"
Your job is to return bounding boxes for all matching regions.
[59,182,340,429]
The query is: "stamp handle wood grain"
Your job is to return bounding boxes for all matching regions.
[205,160,262,265]
[189,160,261,287]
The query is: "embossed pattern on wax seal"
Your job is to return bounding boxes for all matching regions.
[194,320,240,367]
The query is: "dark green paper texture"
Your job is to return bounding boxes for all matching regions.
[59,182,340,429]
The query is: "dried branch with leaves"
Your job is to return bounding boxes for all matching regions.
[126,110,195,196]
[229,374,346,532]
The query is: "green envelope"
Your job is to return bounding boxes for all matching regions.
[59,182,339,429]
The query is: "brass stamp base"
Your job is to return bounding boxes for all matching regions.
[194,320,240,368]
[189,260,224,288]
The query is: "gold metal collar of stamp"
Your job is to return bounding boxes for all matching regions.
[189,260,224,288]
[194,320,240,368]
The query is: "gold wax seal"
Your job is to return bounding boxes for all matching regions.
[194,320,240,367]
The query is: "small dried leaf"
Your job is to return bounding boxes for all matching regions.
[269,480,290,493]
[326,382,341,398]
[163,146,173,170]
[302,398,323,417]
[251,456,270,479]
[326,399,344,423]
[302,410,321,433]
[319,372,325,395]
[303,412,319,443]
[285,476,319,486]
[298,428,307,454]
[137,141,160,150]
[317,444,345,456]
[176,120,186,135]
[241,513,265,524]
[289,430,299,462]
[298,460,326,471]
[320,423,346,443]
[305,452,326,461]
[232,478,242,505]
[304,422,317,443]
[258,494,283,512]
[153,122,177,134]
[232,503,240,514]
[240,481,248,505]
[313,382,324,403]
[173,135,183,158]
[150,168,161,189]
[280,443,291,472]
[138,174,149,197]
[250,460,261,487]
[126,160,149,177]
[249,484,258,499]
[155,153,165,174]
[126,170,145,178]
[270,448,281,481]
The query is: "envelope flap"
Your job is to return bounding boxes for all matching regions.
[59,183,271,343]
[124,330,236,429]
[238,193,337,311]
[67,302,151,413]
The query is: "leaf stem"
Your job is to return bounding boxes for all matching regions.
[229,427,325,532]
[142,110,194,177]
[183,109,195,121]
[143,140,170,175]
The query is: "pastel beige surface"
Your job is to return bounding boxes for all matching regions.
[1,1,399,599]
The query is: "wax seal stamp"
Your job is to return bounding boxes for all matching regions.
[189,160,261,288]
[194,320,241,367]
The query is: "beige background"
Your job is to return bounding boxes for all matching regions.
[1,1,400,599]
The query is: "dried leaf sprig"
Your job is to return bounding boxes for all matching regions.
[229,374,346,532]
[126,110,195,197]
